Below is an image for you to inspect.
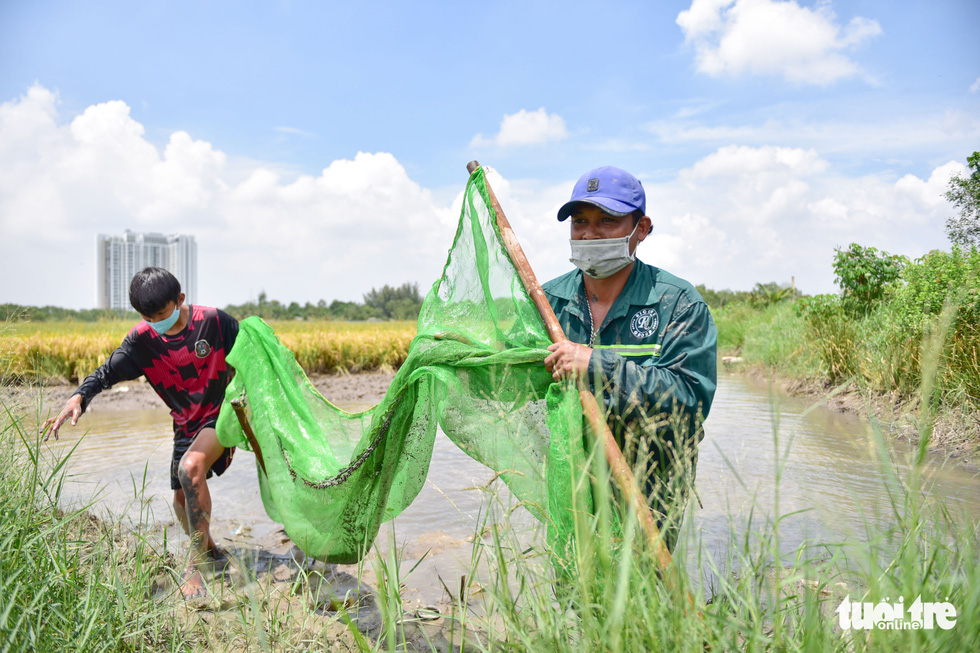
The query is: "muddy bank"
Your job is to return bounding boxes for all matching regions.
[57,498,478,652]
[173,526,478,652]
[725,360,979,468]
[4,370,397,415]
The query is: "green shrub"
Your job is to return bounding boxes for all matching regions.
[833,243,907,317]
[852,303,922,396]
[886,247,980,404]
[888,247,980,331]
[793,294,857,381]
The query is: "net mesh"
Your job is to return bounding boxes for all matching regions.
[216,167,591,565]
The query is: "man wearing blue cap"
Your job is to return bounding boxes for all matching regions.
[543,166,717,552]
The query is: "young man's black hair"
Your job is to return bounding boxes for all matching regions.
[129,267,181,316]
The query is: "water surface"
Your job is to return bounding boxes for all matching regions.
[44,374,980,600]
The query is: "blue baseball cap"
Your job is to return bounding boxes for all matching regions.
[557,166,646,221]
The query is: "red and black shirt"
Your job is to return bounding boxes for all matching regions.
[74,305,239,440]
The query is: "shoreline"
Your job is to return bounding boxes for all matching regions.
[4,369,398,415]
[726,360,979,470]
[7,364,977,468]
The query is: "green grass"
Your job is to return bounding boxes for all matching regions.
[714,291,980,420]
[2,320,978,652]
[0,401,181,651]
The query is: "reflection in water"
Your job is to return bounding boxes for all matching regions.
[698,374,978,531]
[691,374,980,592]
[43,375,979,598]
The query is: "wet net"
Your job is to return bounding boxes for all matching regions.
[216,167,591,566]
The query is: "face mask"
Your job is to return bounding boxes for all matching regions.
[146,305,180,334]
[569,221,640,279]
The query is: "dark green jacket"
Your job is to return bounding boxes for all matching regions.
[543,260,717,462]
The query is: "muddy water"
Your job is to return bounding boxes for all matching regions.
[694,375,979,569]
[43,374,980,602]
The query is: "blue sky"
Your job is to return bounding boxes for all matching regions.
[1,0,978,309]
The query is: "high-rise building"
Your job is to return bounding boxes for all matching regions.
[96,231,197,309]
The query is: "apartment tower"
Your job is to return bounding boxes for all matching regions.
[96,231,197,309]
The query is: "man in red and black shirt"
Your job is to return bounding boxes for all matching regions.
[44,267,239,600]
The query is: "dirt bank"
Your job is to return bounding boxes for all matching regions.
[5,370,397,416]
[727,361,979,468]
[54,488,474,652]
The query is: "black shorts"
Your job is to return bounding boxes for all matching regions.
[170,421,235,491]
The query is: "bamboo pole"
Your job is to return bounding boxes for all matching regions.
[466,161,675,572]
[231,393,267,475]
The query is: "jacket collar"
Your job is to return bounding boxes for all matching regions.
[552,260,664,327]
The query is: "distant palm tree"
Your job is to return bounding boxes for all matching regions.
[749,282,796,307]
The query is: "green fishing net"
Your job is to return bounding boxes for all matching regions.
[216,167,591,566]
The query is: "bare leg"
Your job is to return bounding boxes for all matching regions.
[174,488,218,552]
[173,489,188,535]
[177,428,225,598]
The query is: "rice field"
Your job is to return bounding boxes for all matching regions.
[0,319,417,382]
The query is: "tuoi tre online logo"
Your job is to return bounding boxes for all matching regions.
[836,595,957,630]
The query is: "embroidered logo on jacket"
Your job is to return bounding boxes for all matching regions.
[629,308,659,339]
[194,339,212,358]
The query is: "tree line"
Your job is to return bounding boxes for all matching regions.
[221,282,424,321]
[2,280,792,322]
[1,282,425,323]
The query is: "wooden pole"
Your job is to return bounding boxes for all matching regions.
[231,393,267,475]
[466,161,675,572]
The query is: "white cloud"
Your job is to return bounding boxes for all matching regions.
[645,112,980,160]
[482,146,957,296]
[676,0,881,85]
[639,146,960,294]
[0,86,962,310]
[470,108,567,148]
[683,144,828,178]
[893,160,964,210]
[0,85,454,309]
[970,77,980,94]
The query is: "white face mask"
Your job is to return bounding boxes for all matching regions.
[569,221,640,279]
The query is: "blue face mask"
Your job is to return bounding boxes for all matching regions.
[146,305,180,334]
